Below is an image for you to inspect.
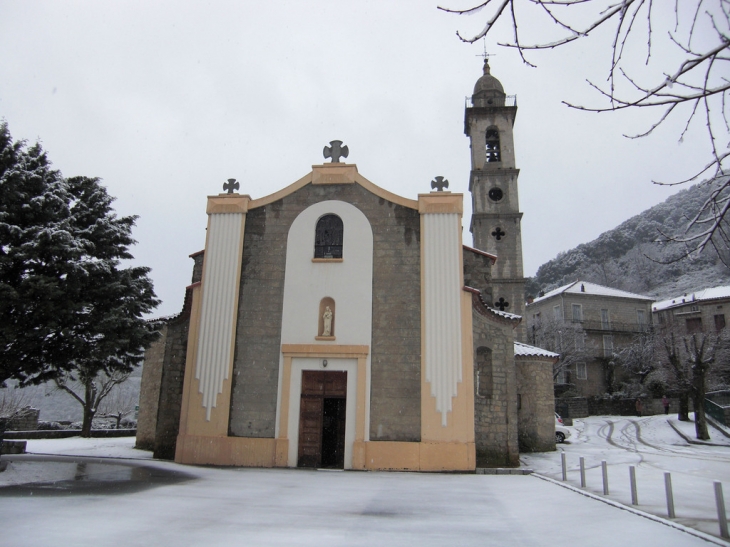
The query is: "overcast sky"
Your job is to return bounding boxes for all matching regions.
[0,1,714,317]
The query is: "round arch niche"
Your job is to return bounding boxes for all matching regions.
[317,297,336,339]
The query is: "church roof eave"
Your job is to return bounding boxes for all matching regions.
[464,286,522,327]
[244,164,419,211]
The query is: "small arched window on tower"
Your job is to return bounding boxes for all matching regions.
[314,214,344,259]
[485,127,501,163]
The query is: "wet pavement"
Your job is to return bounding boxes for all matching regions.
[0,455,195,496]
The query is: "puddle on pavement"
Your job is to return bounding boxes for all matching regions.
[0,459,195,496]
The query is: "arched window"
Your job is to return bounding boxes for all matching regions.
[485,127,501,163]
[314,214,343,259]
[476,346,493,398]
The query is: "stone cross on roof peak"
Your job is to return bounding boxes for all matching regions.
[323,140,349,163]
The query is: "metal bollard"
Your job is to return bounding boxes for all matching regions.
[665,473,675,518]
[715,482,729,539]
[579,457,586,488]
[629,466,638,505]
[602,460,609,495]
[561,452,567,481]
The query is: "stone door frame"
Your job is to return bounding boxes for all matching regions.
[277,344,369,469]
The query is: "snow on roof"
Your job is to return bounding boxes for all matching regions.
[492,308,521,321]
[653,285,730,312]
[514,341,559,359]
[530,280,653,304]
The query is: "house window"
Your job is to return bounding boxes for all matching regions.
[601,309,610,329]
[602,335,613,357]
[553,305,563,321]
[637,309,647,331]
[314,214,343,259]
[686,317,702,333]
[715,314,726,332]
[572,304,583,322]
[485,127,501,163]
[575,333,585,350]
[556,369,566,384]
[576,362,587,380]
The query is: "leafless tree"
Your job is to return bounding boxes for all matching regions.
[0,385,37,419]
[54,369,130,437]
[657,327,729,438]
[617,330,658,385]
[439,0,730,262]
[97,385,138,429]
[530,317,590,383]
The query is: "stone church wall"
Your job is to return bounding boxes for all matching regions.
[136,324,167,451]
[136,275,196,459]
[228,182,422,442]
[515,357,555,452]
[471,307,519,467]
[152,311,190,459]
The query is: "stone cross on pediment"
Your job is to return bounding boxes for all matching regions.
[431,176,449,192]
[323,140,349,163]
[223,178,240,194]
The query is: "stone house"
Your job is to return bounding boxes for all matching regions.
[526,281,654,397]
[136,60,557,471]
[653,286,730,335]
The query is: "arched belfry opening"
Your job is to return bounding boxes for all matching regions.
[486,127,501,163]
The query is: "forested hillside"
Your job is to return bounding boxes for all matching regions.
[528,179,730,299]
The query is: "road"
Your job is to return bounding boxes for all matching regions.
[522,414,730,540]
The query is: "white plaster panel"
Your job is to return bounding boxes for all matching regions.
[195,213,244,420]
[287,358,358,469]
[280,200,373,346]
[276,201,373,443]
[423,213,463,426]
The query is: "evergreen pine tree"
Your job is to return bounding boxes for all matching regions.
[0,122,160,435]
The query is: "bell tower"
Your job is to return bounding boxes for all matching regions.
[465,59,525,339]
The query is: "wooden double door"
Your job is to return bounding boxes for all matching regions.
[297,370,347,469]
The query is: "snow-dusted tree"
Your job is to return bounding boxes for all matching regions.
[439,1,730,264]
[617,331,658,386]
[0,122,78,385]
[0,122,159,436]
[530,317,590,384]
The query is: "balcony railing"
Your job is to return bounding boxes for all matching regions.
[575,320,652,334]
[465,95,517,108]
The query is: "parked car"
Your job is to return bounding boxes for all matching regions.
[555,413,571,444]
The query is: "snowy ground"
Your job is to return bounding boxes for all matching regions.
[522,414,730,541]
[0,422,728,547]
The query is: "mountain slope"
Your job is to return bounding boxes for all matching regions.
[528,179,730,299]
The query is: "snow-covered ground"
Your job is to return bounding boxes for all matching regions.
[0,421,728,547]
[522,414,730,540]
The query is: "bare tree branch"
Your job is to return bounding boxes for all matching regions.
[441,0,730,264]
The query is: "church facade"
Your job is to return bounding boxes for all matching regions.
[136,61,557,471]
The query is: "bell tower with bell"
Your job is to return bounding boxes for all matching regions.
[465,58,526,339]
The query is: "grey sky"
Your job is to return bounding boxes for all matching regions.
[0,1,710,317]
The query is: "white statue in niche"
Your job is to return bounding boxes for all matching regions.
[322,306,333,336]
